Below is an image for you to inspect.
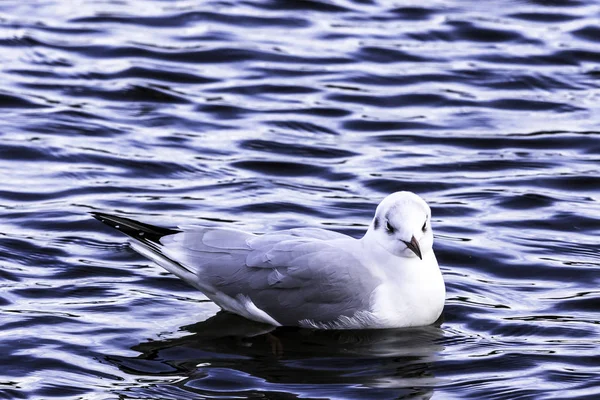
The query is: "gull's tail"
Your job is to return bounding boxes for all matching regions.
[91,212,198,285]
[91,212,179,244]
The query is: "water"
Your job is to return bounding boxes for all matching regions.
[1,0,599,398]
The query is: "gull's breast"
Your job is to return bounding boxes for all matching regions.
[370,256,445,328]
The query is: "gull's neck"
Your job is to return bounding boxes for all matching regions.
[360,226,407,268]
[361,226,386,254]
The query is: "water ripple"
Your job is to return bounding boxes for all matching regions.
[1,0,599,398]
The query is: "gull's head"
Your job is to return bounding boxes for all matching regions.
[367,191,433,259]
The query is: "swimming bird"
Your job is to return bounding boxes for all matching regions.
[92,191,445,329]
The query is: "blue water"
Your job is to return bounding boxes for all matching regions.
[1,0,599,399]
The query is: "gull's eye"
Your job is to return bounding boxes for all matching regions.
[385,221,395,233]
[422,220,427,232]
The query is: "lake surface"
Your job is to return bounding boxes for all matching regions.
[1,0,599,398]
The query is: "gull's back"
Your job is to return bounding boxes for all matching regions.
[159,226,381,327]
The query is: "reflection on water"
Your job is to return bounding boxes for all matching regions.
[109,312,443,399]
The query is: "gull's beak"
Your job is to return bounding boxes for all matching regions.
[403,235,422,260]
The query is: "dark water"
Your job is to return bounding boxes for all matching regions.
[1,0,599,398]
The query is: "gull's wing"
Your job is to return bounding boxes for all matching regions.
[160,227,381,326]
[92,212,380,326]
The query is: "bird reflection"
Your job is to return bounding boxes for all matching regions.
[109,312,445,399]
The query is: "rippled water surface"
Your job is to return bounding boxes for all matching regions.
[1,0,599,398]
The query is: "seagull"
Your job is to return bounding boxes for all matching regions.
[92,191,445,329]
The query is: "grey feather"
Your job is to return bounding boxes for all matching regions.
[159,226,381,325]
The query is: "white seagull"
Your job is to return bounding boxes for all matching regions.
[93,191,445,329]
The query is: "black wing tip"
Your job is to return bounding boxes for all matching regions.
[90,211,119,228]
[90,211,112,222]
[91,211,180,243]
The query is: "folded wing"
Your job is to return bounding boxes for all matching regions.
[160,227,381,325]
